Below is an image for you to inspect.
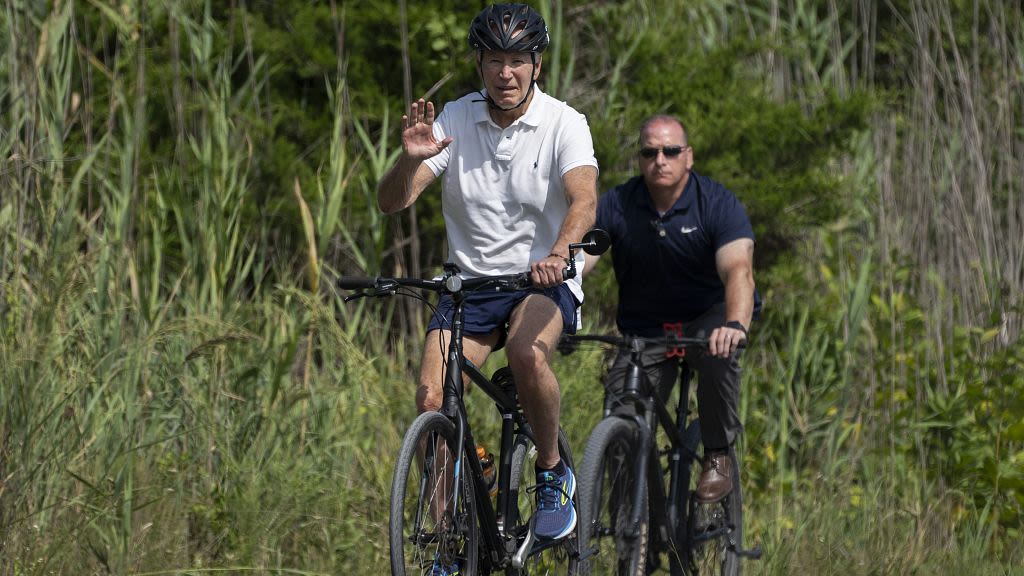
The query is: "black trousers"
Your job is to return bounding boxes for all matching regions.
[603,302,743,451]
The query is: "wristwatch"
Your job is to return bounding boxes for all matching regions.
[725,320,748,337]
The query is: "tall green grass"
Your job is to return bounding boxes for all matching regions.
[724,0,1024,571]
[0,2,399,573]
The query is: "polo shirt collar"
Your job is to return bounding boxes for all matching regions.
[633,172,698,216]
[473,87,547,127]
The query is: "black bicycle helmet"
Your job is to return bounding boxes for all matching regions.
[467,3,549,53]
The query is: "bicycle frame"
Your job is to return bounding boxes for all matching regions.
[440,287,514,561]
[439,287,569,568]
[604,338,702,547]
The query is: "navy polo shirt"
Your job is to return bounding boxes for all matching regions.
[595,171,758,337]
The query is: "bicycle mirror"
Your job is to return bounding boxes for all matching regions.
[576,228,611,256]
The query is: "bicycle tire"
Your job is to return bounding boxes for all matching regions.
[505,428,581,575]
[578,417,648,576]
[666,420,703,576]
[684,446,742,576]
[390,411,479,576]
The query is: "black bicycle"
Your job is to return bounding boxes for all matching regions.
[560,331,760,576]
[338,230,610,576]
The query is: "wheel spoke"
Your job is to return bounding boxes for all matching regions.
[390,412,478,576]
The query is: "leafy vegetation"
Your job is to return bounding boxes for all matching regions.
[1,0,1021,573]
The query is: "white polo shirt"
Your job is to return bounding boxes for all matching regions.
[423,87,598,304]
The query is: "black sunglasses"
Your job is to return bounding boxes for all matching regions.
[639,145,686,159]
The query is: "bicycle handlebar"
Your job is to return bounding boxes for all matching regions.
[336,229,613,298]
[337,271,536,297]
[566,333,709,347]
[559,332,745,356]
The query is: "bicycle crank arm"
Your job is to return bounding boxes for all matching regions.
[511,518,568,568]
[735,544,763,559]
[511,518,536,569]
[692,525,731,544]
[576,544,600,562]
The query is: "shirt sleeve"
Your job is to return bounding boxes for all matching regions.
[596,187,626,243]
[556,109,598,177]
[709,186,755,249]
[595,190,612,234]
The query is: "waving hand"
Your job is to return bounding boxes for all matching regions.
[403,99,453,161]
[377,99,452,213]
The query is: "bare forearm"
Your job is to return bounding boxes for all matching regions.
[552,166,598,257]
[723,267,755,328]
[552,199,595,257]
[377,154,426,214]
[716,238,756,329]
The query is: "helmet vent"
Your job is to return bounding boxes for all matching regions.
[468,3,549,54]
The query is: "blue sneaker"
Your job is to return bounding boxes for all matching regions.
[533,465,577,540]
[430,555,460,576]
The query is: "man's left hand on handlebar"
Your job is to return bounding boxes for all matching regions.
[708,324,746,358]
[530,254,568,288]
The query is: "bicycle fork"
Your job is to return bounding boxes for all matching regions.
[621,348,652,540]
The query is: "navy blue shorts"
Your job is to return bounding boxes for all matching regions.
[426,284,579,340]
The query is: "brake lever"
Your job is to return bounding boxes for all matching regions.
[342,279,400,302]
[343,292,369,304]
[343,290,395,303]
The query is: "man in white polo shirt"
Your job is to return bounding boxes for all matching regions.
[377,2,597,552]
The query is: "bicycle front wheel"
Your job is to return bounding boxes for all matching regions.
[578,417,648,576]
[390,411,479,576]
[505,428,581,575]
[685,447,742,576]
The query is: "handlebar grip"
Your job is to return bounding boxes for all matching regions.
[337,276,377,290]
[520,268,571,285]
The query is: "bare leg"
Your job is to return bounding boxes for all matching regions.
[418,329,499,412]
[505,294,564,469]
[417,330,499,523]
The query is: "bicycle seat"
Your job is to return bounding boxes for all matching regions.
[492,366,517,397]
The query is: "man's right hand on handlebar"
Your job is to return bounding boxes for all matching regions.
[708,323,747,359]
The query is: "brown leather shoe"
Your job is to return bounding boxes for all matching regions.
[695,451,733,503]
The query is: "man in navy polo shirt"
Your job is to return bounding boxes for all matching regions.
[591,114,757,502]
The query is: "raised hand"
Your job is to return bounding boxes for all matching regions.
[402,99,453,161]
